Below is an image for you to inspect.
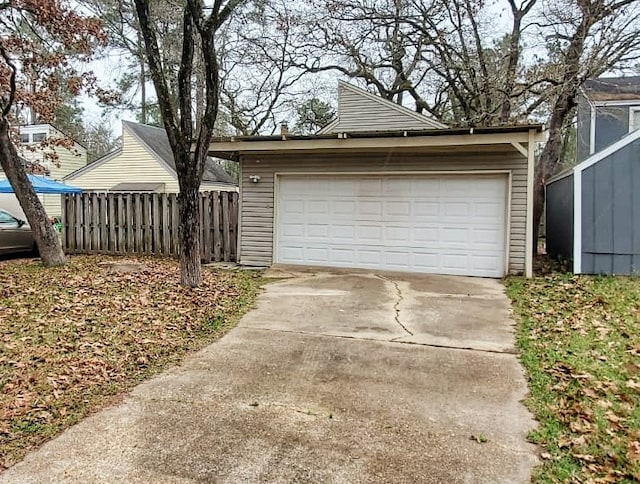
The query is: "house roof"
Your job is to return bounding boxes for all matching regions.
[583,76,640,101]
[123,121,235,184]
[318,81,447,134]
[208,124,546,160]
[66,121,236,185]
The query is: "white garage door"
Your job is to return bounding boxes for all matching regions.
[275,174,508,277]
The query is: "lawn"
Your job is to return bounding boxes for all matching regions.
[507,274,640,483]
[0,255,262,469]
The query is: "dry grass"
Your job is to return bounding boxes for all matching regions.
[0,255,262,469]
[507,274,640,483]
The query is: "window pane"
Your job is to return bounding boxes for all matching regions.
[632,110,640,132]
[32,132,46,142]
[0,211,16,223]
[20,134,29,143]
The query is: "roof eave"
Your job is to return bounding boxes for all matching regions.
[207,126,546,159]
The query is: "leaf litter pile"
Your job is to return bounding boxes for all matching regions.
[0,255,262,469]
[507,274,640,483]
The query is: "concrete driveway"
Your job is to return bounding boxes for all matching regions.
[1,268,538,483]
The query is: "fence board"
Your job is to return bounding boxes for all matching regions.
[62,191,237,261]
[221,192,231,262]
[170,194,179,255]
[212,193,222,261]
[152,195,160,254]
[202,194,212,263]
[108,194,116,254]
[161,194,169,255]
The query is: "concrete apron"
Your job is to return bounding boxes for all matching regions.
[0,268,539,484]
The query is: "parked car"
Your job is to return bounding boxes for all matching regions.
[0,208,36,255]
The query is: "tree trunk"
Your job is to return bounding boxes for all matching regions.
[177,174,201,287]
[140,59,147,125]
[0,118,66,265]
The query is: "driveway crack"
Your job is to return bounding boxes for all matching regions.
[376,274,413,336]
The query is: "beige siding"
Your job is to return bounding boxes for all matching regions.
[239,151,529,275]
[324,83,442,133]
[68,130,179,192]
[68,130,236,194]
[3,140,87,217]
[48,145,87,180]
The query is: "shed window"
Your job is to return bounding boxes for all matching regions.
[20,134,29,143]
[630,108,640,133]
[32,132,46,142]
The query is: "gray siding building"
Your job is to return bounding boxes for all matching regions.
[547,76,640,275]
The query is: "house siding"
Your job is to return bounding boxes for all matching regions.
[67,130,236,194]
[41,145,88,216]
[325,84,440,133]
[67,130,180,192]
[581,137,640,275]
[2,135,87,217]
[546,174,574,260]
[239,151,529,274]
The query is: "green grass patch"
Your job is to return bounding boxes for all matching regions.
[506,274,640,483]
[0,255,263,469]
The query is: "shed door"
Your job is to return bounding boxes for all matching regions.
[275,174,508,277]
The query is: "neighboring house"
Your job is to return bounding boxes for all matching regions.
[0,124,87,218]
[65,121,237,193]
[208,81,545,278]
[547,76,640,275]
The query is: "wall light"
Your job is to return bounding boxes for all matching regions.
[249,174,261,183]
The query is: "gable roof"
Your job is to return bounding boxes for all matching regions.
[66,121,236,185]
[318,81,447,134]
[583,76,640,102]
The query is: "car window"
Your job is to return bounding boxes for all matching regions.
[0,210,18,224]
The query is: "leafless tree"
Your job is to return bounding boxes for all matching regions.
[133,0,245,287]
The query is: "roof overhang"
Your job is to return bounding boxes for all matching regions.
[207,125,546,160]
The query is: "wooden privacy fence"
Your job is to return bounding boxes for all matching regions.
[62,191,239,262]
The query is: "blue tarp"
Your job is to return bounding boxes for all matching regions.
[0,175,82,194]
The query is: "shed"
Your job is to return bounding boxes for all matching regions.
[546,128,640,275]
[208,83,544,278]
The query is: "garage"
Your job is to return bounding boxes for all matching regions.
[275,174,508,277]
[206,81,543,277]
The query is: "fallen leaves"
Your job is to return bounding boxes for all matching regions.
[506,273,640,483]
[0,255,262,469]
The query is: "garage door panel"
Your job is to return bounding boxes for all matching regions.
[359,200,383,216]
[474,202,504,218]
[281,200,304,215]
[307,200,329,215]
[306,247,330,263]
[276,174,507,277]
[331,225,355,239]
[357,225,383,243]
[386,201,411,217]
[357,178,383,195]
[282,223,304,237]
[443,201,471,217]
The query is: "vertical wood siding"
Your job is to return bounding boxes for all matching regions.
[581,137,640,274]
[239,151,529,274]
